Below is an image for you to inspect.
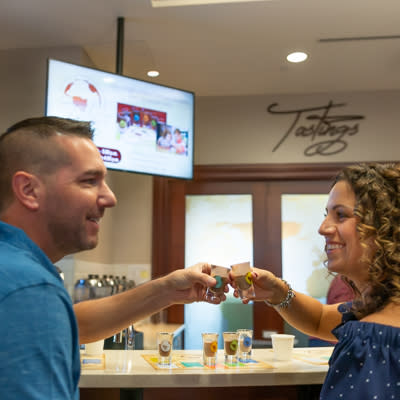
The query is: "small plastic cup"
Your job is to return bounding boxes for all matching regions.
[205,265,229,301]
[237,329,253,360]
[223,331,239,364]
[231,262,255,300]
[202,332,219,367]
[270,334,295,361]
[157,332,174,365]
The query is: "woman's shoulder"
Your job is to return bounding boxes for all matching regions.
[361,303,400,328]
[333,302,400,344]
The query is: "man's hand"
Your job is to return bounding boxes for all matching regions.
[165,263,228,305]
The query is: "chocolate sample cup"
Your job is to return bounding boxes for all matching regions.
[203,340,218,357]
[209,276,229,295]
[235,273,252,290]
[237,329,253,360]
[157,332,174,365]
[240,336,252,352]
[159,340,171,356]
[224,340,238,355]
[202,332,219,366]
[206,265,230,300]
[231,262,255,299]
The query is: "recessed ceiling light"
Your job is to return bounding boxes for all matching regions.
[147,70,160,77]
[286,52,308,63]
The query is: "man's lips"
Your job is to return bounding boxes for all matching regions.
[87,217,100,226]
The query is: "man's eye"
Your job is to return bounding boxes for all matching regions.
[82,179,97,185]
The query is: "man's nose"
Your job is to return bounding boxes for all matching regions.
[100,183,117,208]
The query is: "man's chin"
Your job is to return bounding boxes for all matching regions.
[71,240,98,254]
[84,240,98,251]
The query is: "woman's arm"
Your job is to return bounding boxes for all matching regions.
[237,268,342,341]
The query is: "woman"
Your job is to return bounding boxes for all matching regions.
[236,163,400,399]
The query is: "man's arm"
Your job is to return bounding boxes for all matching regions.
[74,263,219,344]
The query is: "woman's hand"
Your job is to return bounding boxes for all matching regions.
[230,267,288,305]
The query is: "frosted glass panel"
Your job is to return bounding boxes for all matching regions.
[281,194,333,303]
[184,194,253,349]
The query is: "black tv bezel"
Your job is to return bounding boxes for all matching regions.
[45,58,195,180]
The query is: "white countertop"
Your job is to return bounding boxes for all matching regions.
[79,347,332,389]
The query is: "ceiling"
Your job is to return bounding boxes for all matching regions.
[2,0,400,97]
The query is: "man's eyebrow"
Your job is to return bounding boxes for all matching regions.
[80,169,106,177]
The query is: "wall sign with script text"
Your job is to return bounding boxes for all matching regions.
[267,101,365,157]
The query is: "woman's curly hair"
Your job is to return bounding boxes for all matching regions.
[333,163,400,319]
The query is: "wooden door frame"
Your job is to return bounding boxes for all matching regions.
[152,162,348,336]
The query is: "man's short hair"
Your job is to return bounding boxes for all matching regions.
[0,116,94,213]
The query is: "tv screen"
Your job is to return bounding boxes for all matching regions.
[45,59,194,179]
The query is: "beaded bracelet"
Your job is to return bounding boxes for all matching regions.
[264,279,295,309]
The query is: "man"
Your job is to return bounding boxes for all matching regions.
[0,116,222,399]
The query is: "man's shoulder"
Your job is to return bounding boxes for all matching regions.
[0,246,63,300]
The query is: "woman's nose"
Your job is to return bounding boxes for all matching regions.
[318,218,335,236]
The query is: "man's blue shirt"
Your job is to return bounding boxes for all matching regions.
[0,221,80,399]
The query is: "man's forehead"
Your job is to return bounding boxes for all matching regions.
[54,135,106,171]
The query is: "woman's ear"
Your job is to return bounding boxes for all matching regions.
[11,171,42,211]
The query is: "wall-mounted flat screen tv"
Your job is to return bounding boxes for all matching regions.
[45,59,194,179]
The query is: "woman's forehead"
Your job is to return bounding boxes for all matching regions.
[327,181,356,208]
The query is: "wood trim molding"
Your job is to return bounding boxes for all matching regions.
[193,162,349,182]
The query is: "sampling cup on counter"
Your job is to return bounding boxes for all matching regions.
[223,331,239,364]
[231,262,255,300]
[202,332,219,367]
[205,265,229,301]
[271,334,295,361]
[157,332,174,366]
[237,329,253,360]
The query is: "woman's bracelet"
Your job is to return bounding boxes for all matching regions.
[264,279,295,310]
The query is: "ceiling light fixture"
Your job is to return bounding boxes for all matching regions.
[286,51,308,63]
[147,70,160,77]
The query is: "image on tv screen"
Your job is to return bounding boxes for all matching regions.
[45,59,194,179]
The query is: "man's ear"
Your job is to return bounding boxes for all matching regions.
[11,171,42,211]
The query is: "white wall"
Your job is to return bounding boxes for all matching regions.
[0,47,92,129]
[195,92,400,164]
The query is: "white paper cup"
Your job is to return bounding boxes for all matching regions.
[84,339,104,355]
[270,334,294,361]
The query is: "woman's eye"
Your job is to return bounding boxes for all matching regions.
[337,212,346,220]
